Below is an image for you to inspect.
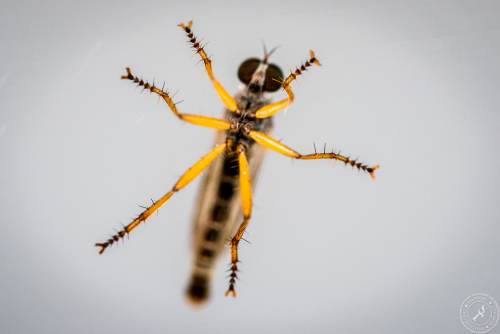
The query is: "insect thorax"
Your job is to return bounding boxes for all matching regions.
[224,89,274,149]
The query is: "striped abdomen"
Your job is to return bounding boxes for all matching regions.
[186,149,242,304]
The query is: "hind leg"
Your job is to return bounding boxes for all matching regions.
[95,143,226,254]
[225,145,252,297]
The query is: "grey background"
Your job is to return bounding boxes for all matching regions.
[1,0,499,333]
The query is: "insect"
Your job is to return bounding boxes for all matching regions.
[95,20,379,304]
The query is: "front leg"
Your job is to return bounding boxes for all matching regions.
[253,50,321,119]
[178,21,237,112]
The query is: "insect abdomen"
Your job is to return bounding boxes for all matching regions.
[186,152,241,304]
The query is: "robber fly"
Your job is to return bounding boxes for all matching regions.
[95,20,379,305]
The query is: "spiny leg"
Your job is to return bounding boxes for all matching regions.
[225,145,252,297]
[178,20,238,112]
[253,50,321,119]
[121,67,231,130]
[248,130,380,179]
[95,143,226,254]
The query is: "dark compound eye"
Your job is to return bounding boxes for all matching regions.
[238,58,261,85]
[263,63,283,92]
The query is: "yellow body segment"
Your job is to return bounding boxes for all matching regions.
[175,144,226,189]
[181,114,231,130]
[254,87,293,118]
[238,148,252,217]
[248,131,300,158]
[213,80,237,112]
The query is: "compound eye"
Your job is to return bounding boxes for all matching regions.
[238,58,261,85]
[263,63,283,92]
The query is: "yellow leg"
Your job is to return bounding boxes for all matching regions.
[121,67,231,130]
[95,143,226,254]
[225,146,252,297]
[248,130,380,180]
[254,50,321,119]
[178,21,238,112]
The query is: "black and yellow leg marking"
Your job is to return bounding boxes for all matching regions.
[225,145,252,297]
[254,50,321,119]
[248,130,380,180]
[178,21,238,112]
[95,143,226,254]
[121,67,231,130]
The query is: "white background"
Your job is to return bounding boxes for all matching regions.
[1,0,499,333]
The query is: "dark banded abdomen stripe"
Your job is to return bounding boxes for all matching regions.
[193,155,239,269]
[186,272,210,304]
